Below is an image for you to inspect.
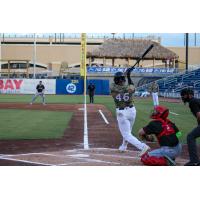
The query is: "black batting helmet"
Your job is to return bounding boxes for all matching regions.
[114,72,126,85]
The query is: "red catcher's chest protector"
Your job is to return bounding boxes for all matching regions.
[154,118,176,142]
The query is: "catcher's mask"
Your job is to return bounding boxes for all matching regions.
[180,88,194,103]
[150,105,169,120]
[114,72,126,85]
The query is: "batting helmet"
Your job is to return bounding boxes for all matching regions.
[114,72,126,85]
[150,105,169,120]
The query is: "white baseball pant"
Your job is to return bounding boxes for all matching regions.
[152,92,159,106]
[116,106,147,150]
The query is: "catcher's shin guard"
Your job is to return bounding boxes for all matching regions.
[141,153,168,166]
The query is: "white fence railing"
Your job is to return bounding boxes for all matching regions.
[136,65,200,92]
[160,92,200,99]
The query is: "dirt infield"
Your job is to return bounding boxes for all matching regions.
[0,102,191,166]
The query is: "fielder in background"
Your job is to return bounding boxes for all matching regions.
[180,88,200,166]
[149,81,159,107]
[87,82,96,104]
[138,105,182,166]
[110,72,150,156]
[30,81,46,105]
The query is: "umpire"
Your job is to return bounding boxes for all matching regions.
[181,88,200,166]
[87,82,95,104]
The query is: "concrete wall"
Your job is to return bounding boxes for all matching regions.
[169,47,200,65]
[1,44,200,75]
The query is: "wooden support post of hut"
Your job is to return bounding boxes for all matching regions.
[26,61,29,78]
[127,58,130,66]
[8,61,10,78]
[89,57,91,66]
[112,58,115,67]
[103,57,106,66]
[153,58,155,68]
[173,58,175,68]
[141,59,143,67]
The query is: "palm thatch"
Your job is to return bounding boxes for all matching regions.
[87,39,178,60]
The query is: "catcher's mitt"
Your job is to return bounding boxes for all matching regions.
[140,134,155,142]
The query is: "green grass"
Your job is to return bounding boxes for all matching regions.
[0,94,84,104]
[0,94,198,143]
[94,96,197,143]
[0,109,73,140]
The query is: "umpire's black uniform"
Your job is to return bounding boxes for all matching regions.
[181,88,200,166]
[187,98,200,165]
[88,83,95,103]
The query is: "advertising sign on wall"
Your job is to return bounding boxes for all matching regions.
[56,79,84,95]
[0,79,56,94]
[87,67,176,74]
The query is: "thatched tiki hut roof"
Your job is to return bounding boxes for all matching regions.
[87,39,178,60]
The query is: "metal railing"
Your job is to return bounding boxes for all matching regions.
[160,92,200,99]
[136,64,200,92]
[1,33,200,47]
[164,78,177,87]
[181,71,196,82]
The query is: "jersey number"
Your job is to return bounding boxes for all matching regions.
[115,93,130,101]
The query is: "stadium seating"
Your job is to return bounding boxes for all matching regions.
[157,67,200,93]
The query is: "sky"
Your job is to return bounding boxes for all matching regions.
[1,33,200,47]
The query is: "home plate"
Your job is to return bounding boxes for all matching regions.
[78,108,85,111]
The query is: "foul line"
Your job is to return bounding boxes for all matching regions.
[98,110,109,124]
[170,111,179,116]
[83,95,89,149]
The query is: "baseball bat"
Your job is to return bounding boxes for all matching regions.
[129,44,154,72]
[126,44,154,84]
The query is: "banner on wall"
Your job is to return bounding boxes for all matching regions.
[0,79,56,94]
[87,67,176,74]
[56,79,110,95]
[56,79,84,95]
[80,33,87,77]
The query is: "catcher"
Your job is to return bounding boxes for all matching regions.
[138,105,182,166]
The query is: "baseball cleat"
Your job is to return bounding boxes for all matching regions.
[118,145,127,153]
[138,145,150,157]
[184,161,200,166]
[164,155,176,166]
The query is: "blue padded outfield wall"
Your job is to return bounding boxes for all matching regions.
[56,79,110,95]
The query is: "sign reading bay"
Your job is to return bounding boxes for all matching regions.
[66,83,76,93]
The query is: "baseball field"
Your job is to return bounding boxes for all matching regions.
[0,94,196,142]
[0,94,197,166]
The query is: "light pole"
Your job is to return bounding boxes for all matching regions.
[33,33,36,78]
[111,33,116,39]
[185,33,189,71]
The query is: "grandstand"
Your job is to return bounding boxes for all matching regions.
[136,66,200,98]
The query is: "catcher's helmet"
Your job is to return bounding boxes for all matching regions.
[150,105,169,120]
[180,88,194,103]
[114,72,126,85]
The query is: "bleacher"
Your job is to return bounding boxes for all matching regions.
[157,67,200,94]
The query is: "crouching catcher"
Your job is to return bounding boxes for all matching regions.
[138,105,182,166]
